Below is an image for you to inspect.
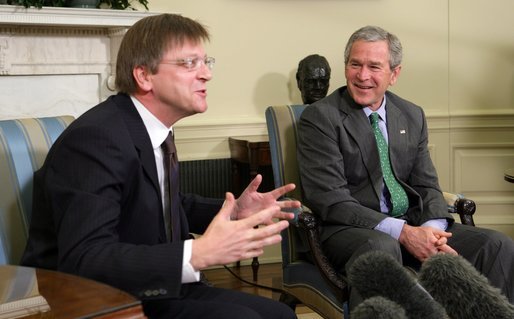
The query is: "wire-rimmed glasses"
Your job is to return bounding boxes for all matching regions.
[160,56,215,71]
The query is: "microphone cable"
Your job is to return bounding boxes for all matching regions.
[223,265,287,294]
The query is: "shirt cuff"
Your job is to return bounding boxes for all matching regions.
[421,218,448,231]
[182,239,200,283]
[374,217,406,240]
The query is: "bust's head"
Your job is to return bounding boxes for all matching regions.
[296,54,331,104]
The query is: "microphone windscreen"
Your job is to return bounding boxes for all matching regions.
[419,253,514,319]
[348,250,447,319]
[350,296,407,319]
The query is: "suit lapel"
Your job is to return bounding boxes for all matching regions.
[384,98,408,179]
[113,94,161,196]
[339,91,383,199]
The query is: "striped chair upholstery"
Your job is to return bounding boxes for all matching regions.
[0,116,74,265]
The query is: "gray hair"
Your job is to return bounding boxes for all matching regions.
[344,26,403,70]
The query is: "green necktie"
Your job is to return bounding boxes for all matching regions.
[370,112,408,217]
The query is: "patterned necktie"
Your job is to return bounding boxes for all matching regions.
[370,112,408,217]
[161,131,181,241]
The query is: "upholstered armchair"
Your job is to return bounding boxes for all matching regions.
[265,105,476,319]
[0,116,74,265]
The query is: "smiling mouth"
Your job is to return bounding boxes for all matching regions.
[354,83,373,90]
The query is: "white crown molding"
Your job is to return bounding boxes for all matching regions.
[0,6,158,28]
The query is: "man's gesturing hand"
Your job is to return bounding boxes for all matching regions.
[190,192,291,270]
[234,174,300,223]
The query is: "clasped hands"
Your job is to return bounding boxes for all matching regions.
[399,224,458,262]
[191,175,300,270]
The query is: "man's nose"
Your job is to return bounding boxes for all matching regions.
[198,63,212,81]
[356,67,371,80]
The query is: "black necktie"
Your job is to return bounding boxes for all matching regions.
[161,131,181,241]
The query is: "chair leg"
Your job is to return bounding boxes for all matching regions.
[279,292,299,310]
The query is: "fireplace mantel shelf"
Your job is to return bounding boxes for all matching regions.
[0,6,159,119]
[0,6,157,28]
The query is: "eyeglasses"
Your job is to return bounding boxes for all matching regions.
[160,56,215,71]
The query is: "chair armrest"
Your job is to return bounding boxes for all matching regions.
[443,192,476,226]
[296,206,350,301]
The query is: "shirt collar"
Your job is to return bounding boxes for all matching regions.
[130,96,172,150]
[363,95,387,123]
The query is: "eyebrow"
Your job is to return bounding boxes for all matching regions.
[369,61,384,67]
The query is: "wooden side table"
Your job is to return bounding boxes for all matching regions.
[228,135,274,282]
[505,168,514,183]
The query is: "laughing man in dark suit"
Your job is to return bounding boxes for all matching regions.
[297,25,514,308]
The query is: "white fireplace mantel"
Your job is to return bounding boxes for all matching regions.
[0,6,157,120]
[0,6,156,27]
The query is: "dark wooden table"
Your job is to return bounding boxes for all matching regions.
[228,135,274,282]
[0,265,145,319]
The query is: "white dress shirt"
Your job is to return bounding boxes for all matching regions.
[132,96,200,283]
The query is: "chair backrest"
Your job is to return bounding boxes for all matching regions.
[265,105,306,197]
[0,116,74,265]
[265,105,307,266]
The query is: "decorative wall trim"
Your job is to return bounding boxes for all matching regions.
[449,111,514,129]
[175,119,268,161]
[175,112,514,160]
[0,6,157,27]
[452,142,514,192]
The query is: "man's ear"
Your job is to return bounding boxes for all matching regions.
[389,65,401,86]
[132,65,153,92]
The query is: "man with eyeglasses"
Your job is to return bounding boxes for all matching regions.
[21,14,299,319]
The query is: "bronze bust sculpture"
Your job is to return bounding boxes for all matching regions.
[296,54,331,104]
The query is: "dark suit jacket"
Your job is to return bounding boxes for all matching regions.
[21,93,223,299]
[297,86,453,241]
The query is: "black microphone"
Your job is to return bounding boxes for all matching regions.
[350,296,407,319]
[419,253,514,319]
[347,250,447,319]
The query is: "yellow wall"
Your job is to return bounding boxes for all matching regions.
[147,0,513,123]
[449,1,513,114]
